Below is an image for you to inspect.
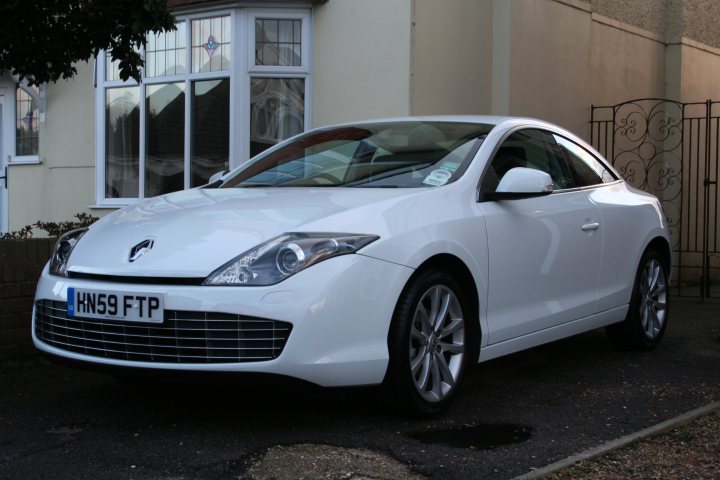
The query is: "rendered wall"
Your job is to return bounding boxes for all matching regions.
[678,41,720,100]
[8,62,97,231]
[496,0,720,139]
[591,0,667,37]
[589,17,667,106]
[312,0,412,127]
[410,0,493,115]
[505,0,592,137]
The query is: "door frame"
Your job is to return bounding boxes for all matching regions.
[0,81,13,233]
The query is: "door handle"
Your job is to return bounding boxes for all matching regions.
[581,222,600,231]
[0,165,6,189]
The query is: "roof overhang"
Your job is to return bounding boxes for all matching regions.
[168,0,328,11]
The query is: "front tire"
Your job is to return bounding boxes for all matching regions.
[384,269,477,416]
[607,248,669,349]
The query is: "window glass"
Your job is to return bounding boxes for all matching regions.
[146,22,187,77]
[554,135,616,186]
[224,122,492,188]
[191,79,230,187]
[16,86,39,156]
[106,53,122,82]
[99,11,310,202]
[146,83,185,197]
[250,78,305,156]
[482,129,573,192]
[191,16,231,73]
[105,46,141,82]
[255,19,302,66]
[106,87,140,198]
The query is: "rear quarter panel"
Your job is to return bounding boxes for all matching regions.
[592,182,670,312]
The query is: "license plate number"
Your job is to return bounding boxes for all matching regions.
[67,288,164,323]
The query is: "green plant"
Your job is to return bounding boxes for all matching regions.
[34,213,99,237]
[0,213,100,240]
[0,225,34,240]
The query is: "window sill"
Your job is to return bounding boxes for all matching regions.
[10,156,42,165]
[88,202,133,210]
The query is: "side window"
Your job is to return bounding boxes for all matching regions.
[554,135,616,187]
[481,129,573,192]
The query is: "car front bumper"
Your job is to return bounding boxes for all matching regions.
[33,254,414,387]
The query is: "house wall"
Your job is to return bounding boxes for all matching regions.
[8,0,720,232]
[311,0,412,126]
[410,0,493,115]
[8,62,97,232]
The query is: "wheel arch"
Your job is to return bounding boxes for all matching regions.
[645,236,672,279]
[404,253,482,361]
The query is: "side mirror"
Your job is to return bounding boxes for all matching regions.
[488,167,553,200]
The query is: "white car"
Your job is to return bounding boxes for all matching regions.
[33,116,670,414]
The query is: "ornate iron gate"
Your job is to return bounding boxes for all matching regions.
[590,99,720,298]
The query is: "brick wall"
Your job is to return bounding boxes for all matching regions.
[0,239,55,360]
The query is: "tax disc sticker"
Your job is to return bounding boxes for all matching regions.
[440,161,460,172]
[423,169,452,186]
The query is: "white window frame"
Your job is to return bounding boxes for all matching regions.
[12,84,43,165]
[245,8,312,163]
[248,9,312,75]
[94,6,312,208]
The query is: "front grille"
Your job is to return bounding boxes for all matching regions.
[35,300,292,363]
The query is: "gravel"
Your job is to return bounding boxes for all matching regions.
[543,410,720,479]
[246,443,427,480]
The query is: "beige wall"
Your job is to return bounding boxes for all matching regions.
[9,0,720,232]
[504,0,592,137]
[678,41,720,101]
[312,0,412,127]
[589,17,666,106]
[9,62,99,231]
[497,0,720,139]
[410,0,493,115]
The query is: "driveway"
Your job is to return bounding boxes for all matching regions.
[1,299,718,479]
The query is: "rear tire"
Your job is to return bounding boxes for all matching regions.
[384,269,478,416]
[606,248,669,350]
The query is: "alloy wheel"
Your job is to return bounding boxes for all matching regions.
[409,285,465,402]
[638,258,668,340]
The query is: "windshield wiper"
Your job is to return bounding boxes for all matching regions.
[236,183,276,188]
[202,179,223,189]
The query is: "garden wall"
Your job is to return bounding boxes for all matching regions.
[0,239,55,360]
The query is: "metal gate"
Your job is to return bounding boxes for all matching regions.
[590,99,720,299]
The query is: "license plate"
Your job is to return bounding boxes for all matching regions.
[67,288,164,323]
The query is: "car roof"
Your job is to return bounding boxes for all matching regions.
[323,115,582,142]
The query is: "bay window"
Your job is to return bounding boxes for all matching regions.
[97,8,311,205]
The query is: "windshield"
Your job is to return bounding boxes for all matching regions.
[222,121,493,188]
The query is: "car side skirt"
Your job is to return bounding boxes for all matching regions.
[478,305,629,362]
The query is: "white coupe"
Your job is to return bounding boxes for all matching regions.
[33,116,670,414]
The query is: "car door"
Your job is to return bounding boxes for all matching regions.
[551,132,636,314]
[478,128,603,344]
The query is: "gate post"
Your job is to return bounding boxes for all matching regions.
[703,99,717,299]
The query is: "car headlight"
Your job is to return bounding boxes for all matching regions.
[203,233,379,286]
[49,228,88,277]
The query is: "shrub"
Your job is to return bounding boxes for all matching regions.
[0,213,100,240]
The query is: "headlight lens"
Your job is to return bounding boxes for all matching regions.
[203,233,379,286]
[49,228,88,276]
